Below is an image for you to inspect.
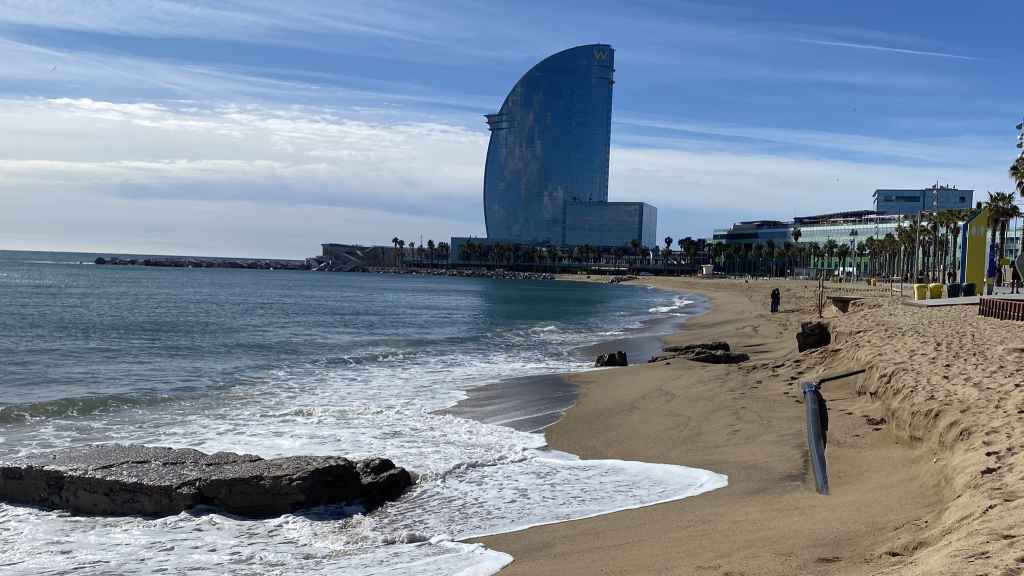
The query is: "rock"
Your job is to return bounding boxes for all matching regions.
[356,458,415,508]
[0,444,413,518]
[94,257,107,265]
[649,342,745,364]
[796,321,831,352]
[682,349,750,364]
[663,342,730,354]
[595,351,628,367]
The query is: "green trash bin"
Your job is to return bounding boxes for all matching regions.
[947,283,961,298]
[962,283,976,297]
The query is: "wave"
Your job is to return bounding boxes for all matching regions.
[0,390,186,424]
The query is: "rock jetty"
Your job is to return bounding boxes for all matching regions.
[95,256,309,270]
[344,267,555,281]
[0,444,413,518]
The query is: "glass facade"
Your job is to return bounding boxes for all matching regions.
[483,44,656,247]
[565,202,657,247]
[874,188,974,215]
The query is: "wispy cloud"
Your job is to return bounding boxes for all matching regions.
[0,0,432,42]
[795,38,977,61]
[615,116,1005,167]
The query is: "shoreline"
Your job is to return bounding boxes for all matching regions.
[476,278,958,575]
[442,285,707,433]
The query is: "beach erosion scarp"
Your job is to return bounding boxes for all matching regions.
[479,277,1022,576]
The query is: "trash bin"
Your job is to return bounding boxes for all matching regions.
[947,283,961,298]
[962,283,976,297]
[928,283,943,299]
[913,284,928,300]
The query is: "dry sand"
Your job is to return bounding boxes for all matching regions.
[475,277,1024,575]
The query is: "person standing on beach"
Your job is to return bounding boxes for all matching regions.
[770,288,780,313]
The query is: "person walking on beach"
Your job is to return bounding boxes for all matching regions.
[770,288,780,313]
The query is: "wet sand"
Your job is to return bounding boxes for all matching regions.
[475,277,987,575]
[443,291,706,432]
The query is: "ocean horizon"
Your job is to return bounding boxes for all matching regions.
[0,250,725,575]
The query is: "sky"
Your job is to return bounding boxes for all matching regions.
[1,0,1022,258]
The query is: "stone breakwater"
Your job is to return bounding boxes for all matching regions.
[0,444,413,518]
[357,267,556,281]
[95,256,309,270]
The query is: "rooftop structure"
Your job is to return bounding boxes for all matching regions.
[873,186,974,216]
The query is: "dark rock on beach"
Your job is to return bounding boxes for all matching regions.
[796,321,831,352]
[681,349,749,364]
[0,444,413,518]
[649,342,748,364]
[663,341,731,354]
[595,351,629,367]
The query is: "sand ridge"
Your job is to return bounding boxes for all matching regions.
[476,277,1018,575]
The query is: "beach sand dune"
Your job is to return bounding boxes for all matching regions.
[478,278,1021,575]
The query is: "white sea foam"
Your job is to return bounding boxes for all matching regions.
[0,289,723,575]
[648,295,695,314]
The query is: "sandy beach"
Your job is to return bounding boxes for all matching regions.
[477,277,1023,575]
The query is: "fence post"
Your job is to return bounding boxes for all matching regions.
[803,382,829,495]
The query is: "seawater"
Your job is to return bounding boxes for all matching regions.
[0,250,726,575]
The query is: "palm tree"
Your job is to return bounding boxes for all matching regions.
[427,239,436,266]
[808,242,821,272]
[855,241,868,278]
[948,211,963,280]
[836,244,851,280]
[791,226,802,244]
[986,192,1021,271]
[1010,156,1024,196]
[823,239,838,275]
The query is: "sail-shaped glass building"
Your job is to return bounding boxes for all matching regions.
[480,44,657,248]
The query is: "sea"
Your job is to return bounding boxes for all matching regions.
[0,250,726,575]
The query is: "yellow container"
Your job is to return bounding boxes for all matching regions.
[928,283,943,299]
[913,284,928,300]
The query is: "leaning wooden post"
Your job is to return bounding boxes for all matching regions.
[803,382,829,495]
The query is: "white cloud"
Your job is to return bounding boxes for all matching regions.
[611,145,1005,228]
[0,189,475,259]
[1,97,1013,256]
[1,98,487,214]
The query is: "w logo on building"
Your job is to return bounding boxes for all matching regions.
[593,48,608,61]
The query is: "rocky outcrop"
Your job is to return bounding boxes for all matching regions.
[796,321,831,352]
[650,342,748,364]
[595,351,628,367]
[663,342,731,354]
[681,349,750,364]
[0,444,413,518]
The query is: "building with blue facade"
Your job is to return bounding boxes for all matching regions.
[480,44,657,249]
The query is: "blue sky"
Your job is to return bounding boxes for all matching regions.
[0,0,1021,258]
